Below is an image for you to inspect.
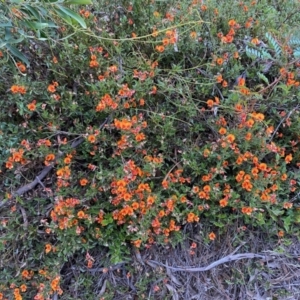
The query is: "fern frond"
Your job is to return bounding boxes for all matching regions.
[265,32,281,58]
[246,46,273,60]
[289,36,300,46]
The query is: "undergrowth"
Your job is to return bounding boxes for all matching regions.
[0,0,299,299]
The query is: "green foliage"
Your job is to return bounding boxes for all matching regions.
[0,0,300,298]
[0,0,91,66]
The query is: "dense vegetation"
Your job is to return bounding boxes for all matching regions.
[0,0,299,299]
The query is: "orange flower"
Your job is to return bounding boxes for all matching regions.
[11,85,26,94]
[77,210,86,219]
[87,134,96,143]
[47,84,56,93]
[258,163,267,171]
[45,244,52,254]
[222,80,228,87]
[283,202,293,209]
[251,37,260,45]
[190,242,197,249]
[45,153,55,161]
[162,38,170,46]
[64,154,73,164]
[242,180,253,191]
[237,77,245,86]
[219,127,227,135]
[27,101,36,111]
[12,149,24,162]
[80,178,88,186]
[190,31,197,39]
[135,133,146,142]
[245,132,252,141]
[203,185,211,193]
[20,284,27,292]
[131,202,139,210]
[198,191,206,199]
[228,19,236,27]
[162,180,168,189]
[151,218,161,228]
[192,186,199,193]
[251,167,259,176]
[226,134,235,143]
[236,156,244,165]
[241,206,253,215]
[203,149,210,157]
[208,232,216,240]
[16,62,26,72]
[21,269,30,279]
[277,230,284,238]
[245,118,254,128]
[215,74,223,83]
[6,160,14,169]
[219,198,228,207]
[285,154,292,164]
[132,239,142,248]
[90,60,99,68]
[158,210,165,218]
[187,212,199,223]
[216,57,224,65]
[50,276,60,291]
[155,45,165,52]
[109,65,118,73]
[206,99,214,107]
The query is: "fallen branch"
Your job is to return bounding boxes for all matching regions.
[146,252,265,272]
[13,164,55,197]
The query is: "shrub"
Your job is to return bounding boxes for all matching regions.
[0,0,299,298]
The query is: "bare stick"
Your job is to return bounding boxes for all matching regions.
[146,252,265,272]
[13,165,54,197]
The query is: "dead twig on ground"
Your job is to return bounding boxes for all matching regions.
[146,252,265,272]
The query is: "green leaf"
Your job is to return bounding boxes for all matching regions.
[5,36,24,44]
[20,5,41,19]
[54,7,72,25]
[283,216,292,232]
[0,22,12,27]
[65,0,92,4]
[101,215,113,226]
[257,72,269,84]
[22,20,58,30]
[55,4,87,28]
[6,44,30,66]
[4,26,12,41]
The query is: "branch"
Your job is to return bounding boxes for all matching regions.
[146,252,265,272]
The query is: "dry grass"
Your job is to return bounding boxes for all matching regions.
[57,223,300,299]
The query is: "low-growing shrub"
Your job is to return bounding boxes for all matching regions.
[0,0,299,298]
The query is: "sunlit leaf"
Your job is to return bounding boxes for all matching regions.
[55,4,87,28]
[6,44,30,66]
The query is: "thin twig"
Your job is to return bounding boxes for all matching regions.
[269,105,299,142]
